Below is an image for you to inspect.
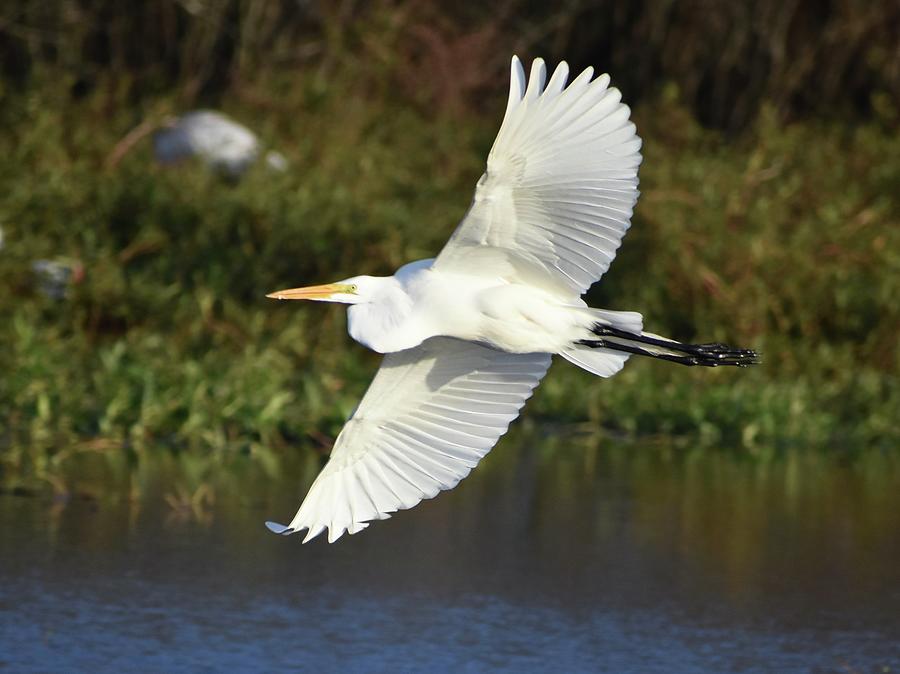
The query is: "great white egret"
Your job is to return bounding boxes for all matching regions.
[152,111,287,178]
[266,56,758,543]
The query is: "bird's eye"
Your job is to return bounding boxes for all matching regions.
[349,284,358,293]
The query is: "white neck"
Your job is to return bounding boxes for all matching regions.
[346,276,418,353]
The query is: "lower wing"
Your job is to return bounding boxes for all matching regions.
[267,338,551,543]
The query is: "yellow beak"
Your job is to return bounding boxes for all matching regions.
[266,283,346,301]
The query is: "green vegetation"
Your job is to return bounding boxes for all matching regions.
[1,4,898,493]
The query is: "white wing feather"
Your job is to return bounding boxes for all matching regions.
[267,338,551,543]
[434,56,642,296]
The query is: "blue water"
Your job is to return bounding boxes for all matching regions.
[2,445,899,672]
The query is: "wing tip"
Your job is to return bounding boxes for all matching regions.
[510,54,524,80]
[507,55,527,111]
[265,520,346,544]
[326,526,346,544]
[265,521,295,535]
[524,57,547,99]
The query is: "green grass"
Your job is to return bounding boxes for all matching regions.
[1,65,898,491]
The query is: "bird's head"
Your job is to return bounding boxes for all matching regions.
[266,276,374,305]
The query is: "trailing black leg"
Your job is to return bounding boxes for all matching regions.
[578,324,760,367]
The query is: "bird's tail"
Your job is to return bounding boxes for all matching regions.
[561,309,759,377]
[560,309,642,378]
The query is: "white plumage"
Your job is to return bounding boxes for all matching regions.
[436,58,641,295]
[267,339,550,543]
[153,110,287,179]
[266,56,756,542]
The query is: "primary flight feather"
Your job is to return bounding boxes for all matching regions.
[266,56,757,543]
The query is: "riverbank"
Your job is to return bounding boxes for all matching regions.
[1,68,898,488]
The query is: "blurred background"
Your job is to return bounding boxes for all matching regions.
[1,2,899,672]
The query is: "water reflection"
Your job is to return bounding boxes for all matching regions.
[2,436,899,672]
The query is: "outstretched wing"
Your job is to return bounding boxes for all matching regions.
[267,338,551,543]
[434,56,642,296]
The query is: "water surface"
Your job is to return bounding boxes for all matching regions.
[2,440,899,672]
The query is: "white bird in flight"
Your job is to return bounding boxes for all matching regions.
[266,56,757,543]
[153,110,287,179]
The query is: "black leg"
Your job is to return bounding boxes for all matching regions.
[581,325,760,367]
[577,338,705,366]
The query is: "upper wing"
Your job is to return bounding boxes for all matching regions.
[267,338,551,543]
[434,56,642,296]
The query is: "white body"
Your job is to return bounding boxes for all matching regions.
[267,56,649,542]
[347,259,596,354]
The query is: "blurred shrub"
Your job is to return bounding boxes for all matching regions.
[1,1,898,129]
[0,1,898,490]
